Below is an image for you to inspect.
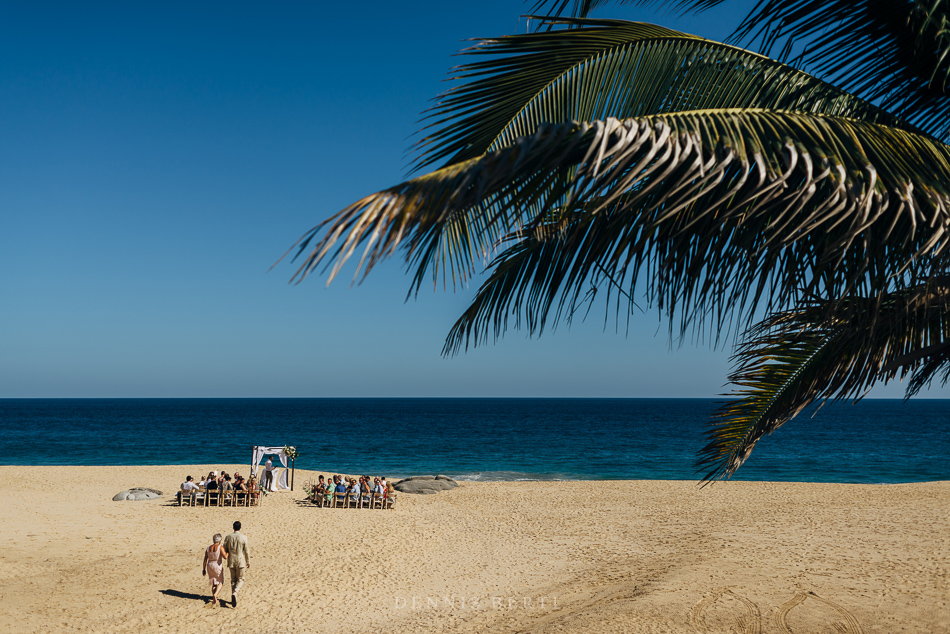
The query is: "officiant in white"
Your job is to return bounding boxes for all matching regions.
[261,457,275,490]
[250,446,296,492]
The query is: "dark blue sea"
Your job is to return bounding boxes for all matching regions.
[0,398,947,483]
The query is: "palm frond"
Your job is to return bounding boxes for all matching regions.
[441,217,605,356]
[905,348,950,395]
[700,281,950,482]
[296,111,950,341]
[413,18,916,174]
[529,0,728,19]
[535,2,950,141]
[731,1,950,139]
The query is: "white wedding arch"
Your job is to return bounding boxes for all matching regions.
[250,445,296,491]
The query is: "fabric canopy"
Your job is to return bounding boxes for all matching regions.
[251,446,291,490]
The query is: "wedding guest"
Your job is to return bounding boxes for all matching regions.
[233,474,247,492]
[313,476,327,503]
[179,475,199,502]
[206,470,219,504]
[202,533,228,607]
[359,477,371,505]
[321,476,334,505]
[222,521,250,608]
[246,475,259,504]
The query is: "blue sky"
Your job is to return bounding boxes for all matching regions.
[2,1,946,398]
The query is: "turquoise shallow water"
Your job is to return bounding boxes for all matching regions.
[1,398,947,483]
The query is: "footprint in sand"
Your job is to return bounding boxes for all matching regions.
[690,587,761,634]
[775,590,864,634]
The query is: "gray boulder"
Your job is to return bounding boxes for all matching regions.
[394,475,459,495]
[112,487,163,501]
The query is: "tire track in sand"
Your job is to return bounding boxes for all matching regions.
[775,590,863,634]
[690,587,761,634]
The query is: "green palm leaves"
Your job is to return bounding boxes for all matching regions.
[702,283,950,481]
[725,0,950,140]
[290,17,950,481]
[296,110,950,330]
[536,1,950,140]
[414,19,911,173]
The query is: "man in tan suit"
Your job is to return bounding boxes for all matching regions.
[222,520,250,607]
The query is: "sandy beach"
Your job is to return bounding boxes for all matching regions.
[0,465,946,633]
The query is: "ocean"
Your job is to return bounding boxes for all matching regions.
[1,398,947,484]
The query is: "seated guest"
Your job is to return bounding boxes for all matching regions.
[221,474,233,491]
[233,473,247,492]
[179,475,199,502]
[359,477,372,504]
[347,478,361,503]
[373,477,385,497]
[207,470,219,501]
[313,476,326,501]
[334,476,347,497]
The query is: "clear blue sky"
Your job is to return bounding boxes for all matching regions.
[2,1,945,398]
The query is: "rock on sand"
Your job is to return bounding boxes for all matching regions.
[393,475,458,494]
[112,487,163,501]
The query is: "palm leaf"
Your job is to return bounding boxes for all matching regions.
[699,281,950,481]
[295,111,950,342]
[730,0,950,141]
[413,18,915,174]
[537,1,950,141]
[905,347,950,395]
[530,0,727,18]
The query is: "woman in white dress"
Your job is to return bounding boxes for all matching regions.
[201,533,228,607]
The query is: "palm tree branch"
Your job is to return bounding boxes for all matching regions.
[534,1,950,140]
[291,111,950,344]
[412,18,919,175]
[700,284,950,481]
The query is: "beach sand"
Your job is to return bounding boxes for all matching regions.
[0,466,946,633]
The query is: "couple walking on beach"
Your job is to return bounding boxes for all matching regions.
[202,521,250,608]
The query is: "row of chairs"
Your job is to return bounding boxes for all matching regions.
[178,489,261,507]
[310,490,396,510]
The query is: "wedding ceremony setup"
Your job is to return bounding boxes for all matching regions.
[250,445,297,492]
[174,446,298,507]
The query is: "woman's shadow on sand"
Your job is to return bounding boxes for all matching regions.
[160,589,209,603]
